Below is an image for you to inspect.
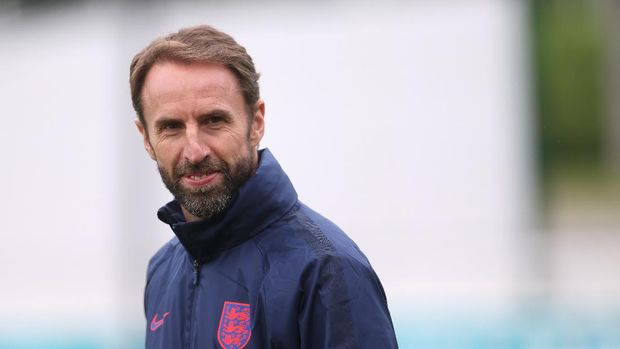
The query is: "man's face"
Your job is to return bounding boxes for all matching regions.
[137,61,265,222]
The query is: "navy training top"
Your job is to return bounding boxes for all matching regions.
[144,148,399,349]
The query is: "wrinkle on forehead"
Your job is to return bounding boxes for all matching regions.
[141,61,243,117]
[145,85,235,105]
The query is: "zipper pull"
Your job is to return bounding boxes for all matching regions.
[192,259,200,286]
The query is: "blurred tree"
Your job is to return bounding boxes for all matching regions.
[532,0,606,178]
[532,0,620,230]
[605,1,620,171]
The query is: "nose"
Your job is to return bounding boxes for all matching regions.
[182,125,210,164]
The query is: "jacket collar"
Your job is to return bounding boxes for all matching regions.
[156,149,298,262]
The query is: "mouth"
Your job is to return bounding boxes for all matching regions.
[181,172,219,187]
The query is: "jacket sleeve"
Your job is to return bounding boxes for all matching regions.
[298,254,399,349]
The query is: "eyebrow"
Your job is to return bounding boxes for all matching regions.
[152,109,234,132]
[197,109,233,122]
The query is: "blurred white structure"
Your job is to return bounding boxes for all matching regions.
[0,1,534,346]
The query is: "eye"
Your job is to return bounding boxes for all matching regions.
[163,122,183,130]
[157,120,184,134]
[199,112,230,126]
[203,116,224,124]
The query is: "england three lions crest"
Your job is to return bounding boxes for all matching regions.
[217,301,251,349]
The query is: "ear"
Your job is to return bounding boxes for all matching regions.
[135,118,156,161]
[249,100,265,148]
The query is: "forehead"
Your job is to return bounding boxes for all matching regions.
[141,61,243,114]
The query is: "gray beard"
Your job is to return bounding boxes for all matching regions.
[158,152,255,220]
[169,173,235,220]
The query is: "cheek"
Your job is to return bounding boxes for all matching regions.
[153,143,181,169]
[208,130,237,147]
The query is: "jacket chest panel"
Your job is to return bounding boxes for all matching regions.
[146,250,266,349]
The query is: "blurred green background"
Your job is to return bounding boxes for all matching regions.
[532,0,620,230]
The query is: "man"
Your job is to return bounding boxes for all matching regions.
[130,25,398,349]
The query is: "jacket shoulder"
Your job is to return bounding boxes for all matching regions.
[255,203,398,347]
[255,202,374,280]
[295,203,370,265]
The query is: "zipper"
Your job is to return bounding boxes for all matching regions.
[186,259,201,349]
[192,259,200,286]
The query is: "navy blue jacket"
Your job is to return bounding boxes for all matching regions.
[144,149,398,348]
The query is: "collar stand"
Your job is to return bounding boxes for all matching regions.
[156,148,298,262]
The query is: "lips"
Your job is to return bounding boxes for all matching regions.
[181,172,219,187]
